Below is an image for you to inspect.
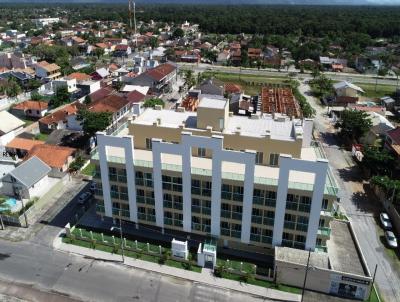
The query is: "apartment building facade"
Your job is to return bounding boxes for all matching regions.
[91,96,338,254]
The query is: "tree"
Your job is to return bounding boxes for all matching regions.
[77,109,113,137]
[183,70,196,90]
[50,86,70,108]
[143,98,164,108]
[114,80,124,91]
[4,78,22,98]
[149,36,159,49]
[172,28,184,39]
[362,146,395,176]
[31,91,44,101]
[27,79,42,91]
[84,95,92,105]
[311,74,333,98]
[335,110,372,142]
[94,47,105,59]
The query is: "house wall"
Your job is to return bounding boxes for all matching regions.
[0,128,21,147]
[66,114,83,131]
[336,87,358,98]
[27,175,50,199]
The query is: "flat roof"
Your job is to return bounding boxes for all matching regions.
[198,95,227,110]
[275,246,330,269]
[327,220,367,276]
[132,108,300,140]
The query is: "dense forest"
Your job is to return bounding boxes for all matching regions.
[1,4,400,39]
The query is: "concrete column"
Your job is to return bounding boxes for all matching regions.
[272,154,292,246]
[152,139,164,228]
[241,151,256,244]
[306,159,329,250]
[211,153,222,237]
[123,136,138,223]
[97,133,112,217]
[182,133,192,233]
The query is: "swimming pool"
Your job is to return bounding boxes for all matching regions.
[0,198,18,212]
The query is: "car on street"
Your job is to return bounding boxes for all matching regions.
[380,212,393,230]
[78,192,92,205]
[384,231,398,248]
[90,182,96,192]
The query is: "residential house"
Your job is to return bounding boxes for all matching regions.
[91,68,110,81]
[333,81,364,98]
[217,50,231,65]
[381,96,396,111]
[26,144,76,176]
[384,127,400,160]
[5,138,45,158]
[199,78,225,96]
[319,57,348,71]
[125,63,177,94]
[52,77,78,93]
[38,102,82,133]
[362,112,394,145]
[0,70,34,89]
[113,45,132,57]
[35,61,61,82]
[0,111,25,146]
[247,48,262,62]
[1,156,51,199]
[11,100,48,118]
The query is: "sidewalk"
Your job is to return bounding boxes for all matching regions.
[0,179,86,242]
[54,233,300,302]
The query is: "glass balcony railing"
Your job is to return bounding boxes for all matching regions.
[284,221,296,230]
[261,236,272,244]
[221,228,230,236]
[263,217,274,226]
[163,200,172,208]
[221,210,231,218]
[296,223,309,232]
[231,230,241,238]
[192,222,202,231]
[191,205,201,213]
[251,215,263,224]
[318,227,331,237]
[250,234,261,242]
[253,196,264,205]
[286,201,298,211]
[231,212,242,221]
[265,198,276,207]
[298,203,311,213]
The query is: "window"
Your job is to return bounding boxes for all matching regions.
[146,138,152,150]
[197,147,206,157]
[255,152,263,164]
[321,199,329,210]
[296,235,306,243]
[319,218,325,227]
[269,153,279,166]
[283,232,293,241]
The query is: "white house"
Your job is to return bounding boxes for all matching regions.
[1,156,51,200]
[52,77,78,93]
[333,81,365,98]
[0,111,25,147]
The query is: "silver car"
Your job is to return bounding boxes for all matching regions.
[380,213,392,230]
[384,231,398,248]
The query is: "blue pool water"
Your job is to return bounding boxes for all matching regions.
[0,198,17,212]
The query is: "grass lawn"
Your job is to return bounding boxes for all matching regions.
[217,258,256,274]
[35,133,49,142]
[64,228,202,273]
[367,286,382,302]
[81,163,95,176]
[357,83,397,99]
[203,71,287,95]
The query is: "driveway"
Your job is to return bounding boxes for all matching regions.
[299,82,400,302]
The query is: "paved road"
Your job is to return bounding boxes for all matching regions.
[299,82,400,302]
[178,63,400,86]
[0,182,273,302]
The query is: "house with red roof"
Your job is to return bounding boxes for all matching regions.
[126,63,177,93]
[11,100,48,118]
[385,127,400,159]
[113,44,132,57]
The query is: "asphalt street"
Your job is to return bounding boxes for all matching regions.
[178,63,400,86]
[0,181,273,302]
[298,82,400,302]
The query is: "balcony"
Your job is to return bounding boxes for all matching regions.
[191,205,201,213]
[282,239,293,247]
[137,196,145,204]
[318,227,331,237]
[232,193,243,202]
[164,200,172,208]
[192,222,202,231]
[221,228,230,236]
[173,202,183,211]
[315,245,328,253]
[191,187,201,195]
[146,198,155,205]
[138,213,146,220]
[284,221,296,230]
[293,241,306,249]
[135,179,144,186]
[296,223,309,232]
[286,201,298,211]
[202,207,211,216]
[96,204,105,213]
[221,210,231,218]
[231,230,241,238]
[250,234,261,242]
[221,191,232,200]
[253,196,264,205]
[298,204,311,213]
[263,217,274,226]
[265,198,276,207]
[146,214,156,222]
[109,174,118,182]
[164,218,173,225]
[117,175,127,183]
[251,215,263,224]
[110,191,119,199]
[231,212,242,221]
[261,236,272,244]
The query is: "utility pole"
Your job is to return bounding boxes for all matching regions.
[301,249,311,302]
[111,211,125,263]
[368,264,378,301]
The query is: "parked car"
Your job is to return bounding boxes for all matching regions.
[78,192,92,205]
[90,182,96,192]
[384,231,398,248]
[380,212,393,230]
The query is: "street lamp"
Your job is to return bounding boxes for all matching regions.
[301,249,312,302]
[111,212,125,263]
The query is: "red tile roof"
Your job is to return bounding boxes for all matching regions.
[38,102,81,125]
[224,83,242,94]
[88,95,129,113]
[126,90,146,103]
[88,87,114,103]
[387,127,400,145]
[13,100,48,111]
[66,72,92,81]
[145,63,176,81]
[26,144,75,169]
[6,138,44,151]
